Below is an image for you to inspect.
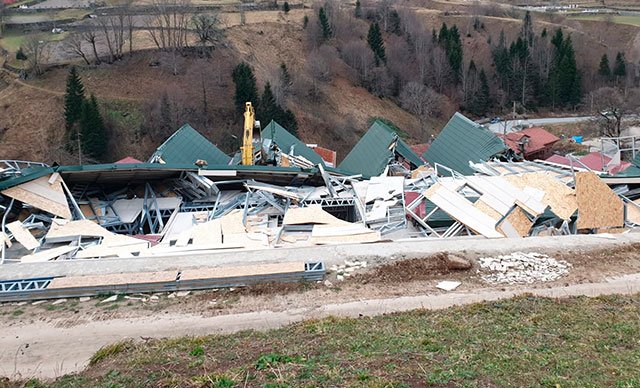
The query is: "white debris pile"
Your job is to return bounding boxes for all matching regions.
[478,252,571,284]
[329,259,368,281]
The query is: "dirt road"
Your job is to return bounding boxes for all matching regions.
[2,270,640,381]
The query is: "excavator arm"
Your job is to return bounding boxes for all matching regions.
[241,102,255,166]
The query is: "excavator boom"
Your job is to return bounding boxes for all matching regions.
[241,102,255,166]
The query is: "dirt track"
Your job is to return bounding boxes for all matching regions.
[2,242,640,381]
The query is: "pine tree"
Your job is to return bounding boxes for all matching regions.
[159,92,173,136]
[438,23,449,47]
[367,22,386,65]
[598,54,611,79]
[355,0,362,18]
[521,11,534,48]
[557,37,581,107]
[614,52,626,78]
[283,1,289,14]
[303,15,309,29]
[232,62,259,115]
[80,95,108,160]
[64,66,85,131]
[318,7,332,40]
[446,25,463,84]
[389,10,401,35]
[470,69,490,116]
[258,82,299,137]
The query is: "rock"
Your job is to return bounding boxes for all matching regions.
[336,274,344,281]
[176,291,191,297]
[79,297,91,302]
[344,267,356,273]
[150,295,159,301]
[324,280,333,287]
[167,293,176,299]
[51,299,67,305]
[100,295,118,304]
[32,300,47,306]
[445,254,472,270]
[16,301,27,306]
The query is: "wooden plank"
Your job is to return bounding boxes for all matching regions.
[425,184,503,238]
[48,271,178,289]
[503,173,577,220]
[575,172,624,229]
[6,221,40,250]
[180,262,305,281]
[1,175,71,219]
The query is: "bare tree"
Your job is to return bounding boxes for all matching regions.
[341,39,374,81]
[427,46,450,93]
[145,0,191,51]
[23,37,51,76]
[591,87,640,138]
[81,28,101,64]
[400,81,446,122]
[191,12,223,57]
[63,33,91,65]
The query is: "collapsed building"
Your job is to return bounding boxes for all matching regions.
[1,112,639,301]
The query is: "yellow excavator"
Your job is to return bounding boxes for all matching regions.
[241,102,257,166]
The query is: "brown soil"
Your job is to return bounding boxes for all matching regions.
[356,253,453,283]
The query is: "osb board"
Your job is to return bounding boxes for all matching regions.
[503,173,577,220]
[283,205,347,226]
[498,207,533,238]
[411,165,433,179]
[575,172,624,229]
[180,261,304,281]
[2,175,71,219]
[626,201,640,225]
[46,220,113,241]
[473,199,502,223]
[48,271,178,289]
[6,221,40,250]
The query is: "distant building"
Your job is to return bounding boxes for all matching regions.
[499,127,560,161]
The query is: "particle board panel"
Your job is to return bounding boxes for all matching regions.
[179,261,305,281]
[6,221,40,250]
[498,206,533,237]
[191,219,222,245]
[283,205,346,226]
[626,201,640,225]
[503,173,577,220]
[219,210,246,235]
[1,175,71,219]
[46,220,113,242]
[20,245,77,263]
[473,199,502,223]
[575,172,624,229]
[48,271,178,289]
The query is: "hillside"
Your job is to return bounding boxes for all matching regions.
[0,1,639,164]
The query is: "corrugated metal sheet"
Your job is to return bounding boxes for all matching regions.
[423,113,507,175]
[338,120,423,178]
[261,120,325,166]
[149,124,231,166]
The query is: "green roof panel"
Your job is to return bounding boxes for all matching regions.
[423,112,507,175]
[149,123,231,166]
[338,120,423,178]
[261,120,325,166]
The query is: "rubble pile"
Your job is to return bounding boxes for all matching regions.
[478,252,571,284]
[329,259,368,281]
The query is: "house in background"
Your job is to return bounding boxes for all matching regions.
[498,127,560,161]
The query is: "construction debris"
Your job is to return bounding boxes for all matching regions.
[478,252,571,284]
[436,281,461,291]
[1,111,639,300]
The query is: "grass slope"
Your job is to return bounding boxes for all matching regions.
[19,294,640,387]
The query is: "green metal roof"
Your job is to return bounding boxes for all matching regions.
[423,112,507,176]
[0,166,55,191]
[149,123,231,166]
[261,120,325,166]
[338,120,424,178]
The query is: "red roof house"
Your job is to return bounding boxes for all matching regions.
[115,156,143,164]
[544,151,632,174]
[498,127,560,160]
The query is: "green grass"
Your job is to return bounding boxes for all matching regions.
[0,31,69,54]
[569,14,640,27]
[20,295,640,387]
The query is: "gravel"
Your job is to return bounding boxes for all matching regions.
[478,252,571,284]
